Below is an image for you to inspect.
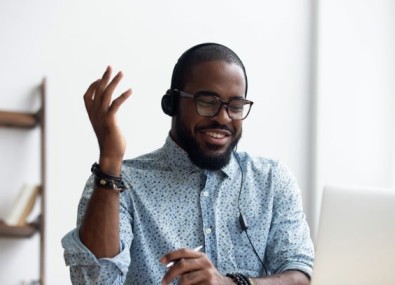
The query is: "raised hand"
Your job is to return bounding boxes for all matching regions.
[83,66,132,175]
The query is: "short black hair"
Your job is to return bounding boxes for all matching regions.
[170,43,248,96]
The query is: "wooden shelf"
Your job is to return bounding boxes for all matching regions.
[0,78,46,284]
[0,220,39,238]
[0,110,40,129]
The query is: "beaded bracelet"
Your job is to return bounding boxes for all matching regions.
[91,162,126,192]
[226,273,253,285]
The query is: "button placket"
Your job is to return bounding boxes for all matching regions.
[200,172,217,262]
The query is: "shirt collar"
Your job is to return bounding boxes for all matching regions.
[162,135,240,178]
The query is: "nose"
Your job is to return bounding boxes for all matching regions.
[212,105,232,124]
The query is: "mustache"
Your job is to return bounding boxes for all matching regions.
[195,122,234,133]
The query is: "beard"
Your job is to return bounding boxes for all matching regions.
[175,119,242,170]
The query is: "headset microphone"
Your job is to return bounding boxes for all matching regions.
[239,213,249,231]
[234,151,269,276]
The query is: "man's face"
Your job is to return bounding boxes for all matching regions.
[170,60,246,170]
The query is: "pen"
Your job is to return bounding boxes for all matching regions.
[166,245,203,268]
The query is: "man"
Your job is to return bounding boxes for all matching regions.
[62,43,314,285]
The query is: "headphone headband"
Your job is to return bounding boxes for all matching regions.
[171,43,224,91]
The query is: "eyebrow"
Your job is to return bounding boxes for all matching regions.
[194,90,245,99]
[194,90,218,96]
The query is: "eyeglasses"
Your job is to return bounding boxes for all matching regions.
[179,90,253,120]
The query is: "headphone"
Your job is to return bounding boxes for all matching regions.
[161,43,248,117]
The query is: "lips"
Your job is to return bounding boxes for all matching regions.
[199,128,232,146]
[205,131,227,139]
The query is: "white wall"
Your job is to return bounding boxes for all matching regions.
[312,0,395,236]
[0,1,312,284]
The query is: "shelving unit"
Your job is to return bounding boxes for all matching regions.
[0,78,46,285]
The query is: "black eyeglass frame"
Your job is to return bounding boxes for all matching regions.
[178,90,254,120]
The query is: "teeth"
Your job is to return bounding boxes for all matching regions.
[206,131,225,139]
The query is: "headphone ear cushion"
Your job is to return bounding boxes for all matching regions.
[161,92,174,116]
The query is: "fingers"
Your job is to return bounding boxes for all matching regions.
[160,248,211,285]
[83,79,100,114]
[162,258,203,285]
[93,66,112,108]
[83,66,131,115]
[160,248,203,266]
[101,70,125,109]
[109,88,132,114]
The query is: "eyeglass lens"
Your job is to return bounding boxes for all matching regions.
[195,95,251,120]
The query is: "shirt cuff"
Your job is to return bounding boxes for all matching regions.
[61,228,130,275]
[276,261,313,279]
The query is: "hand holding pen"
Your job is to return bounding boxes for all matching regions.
[160,245,236,285]
[165,245,203,268]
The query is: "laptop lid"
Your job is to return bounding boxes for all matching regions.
[311,185,395,285]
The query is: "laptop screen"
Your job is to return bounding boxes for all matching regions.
[311,185,395,285]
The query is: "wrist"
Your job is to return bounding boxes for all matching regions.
[98,156,123,176]
[225,276,238,285]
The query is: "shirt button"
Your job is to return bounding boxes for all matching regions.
[203,191,209,197]
[205,228,212,234]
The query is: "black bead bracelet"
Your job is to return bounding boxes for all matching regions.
[91,162,126,192]
[226,273,253,285]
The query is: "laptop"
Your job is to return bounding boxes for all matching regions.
[311,185,395,285]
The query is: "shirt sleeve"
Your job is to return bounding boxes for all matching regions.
[265,162,314,277]
[61,229,130,284]
[61,175,133,284]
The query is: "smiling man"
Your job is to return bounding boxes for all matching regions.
[171,60,246,170]
[62,43,314,285]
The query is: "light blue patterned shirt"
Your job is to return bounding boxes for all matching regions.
[62,135,314,284]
